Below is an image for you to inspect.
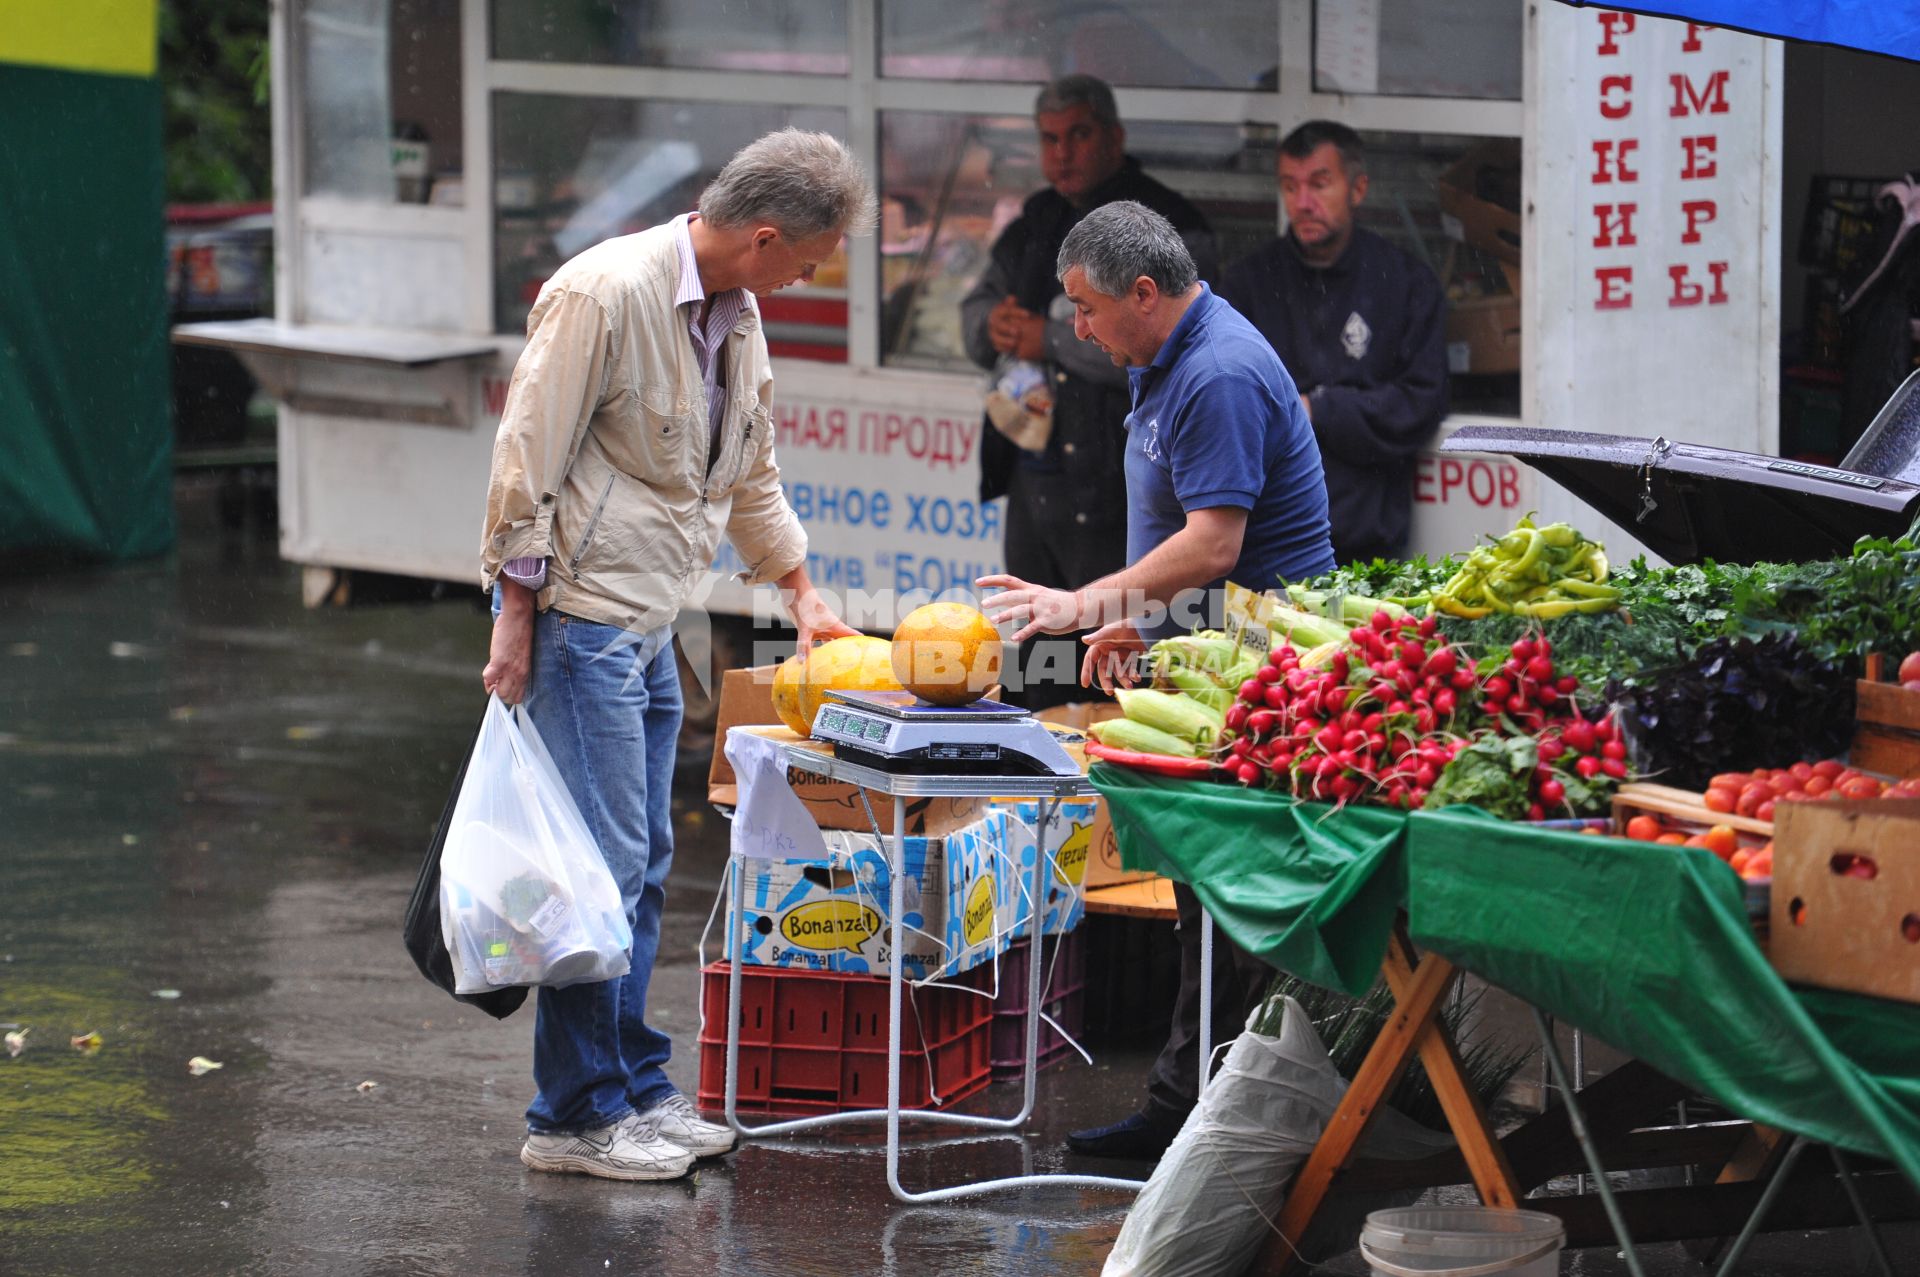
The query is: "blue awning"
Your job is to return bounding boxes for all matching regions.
[1556,1,1920,62]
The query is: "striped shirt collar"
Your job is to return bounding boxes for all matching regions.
[671,213,706,309]
[672,212,748,316]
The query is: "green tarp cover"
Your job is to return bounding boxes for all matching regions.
[1096,765,1406,998]
[1092,764,1920,1184]
[0,61,172,562]
[1410,808,1920,1184]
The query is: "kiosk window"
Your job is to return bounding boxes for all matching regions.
[880,0,1277,89]
[877,116,1521,414]
[492,1,849,74]
[1314,0,1522,100]
[877,113,1271,371]
[492,94,851,355]
[301,0,464,204]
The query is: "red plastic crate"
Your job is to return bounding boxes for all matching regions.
[988,933,1087,1080]
[696,962,994,1116]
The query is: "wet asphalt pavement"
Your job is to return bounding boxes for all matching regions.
[3,477,1911,1276]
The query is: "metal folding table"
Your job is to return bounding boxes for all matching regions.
[720,744,1149,1203]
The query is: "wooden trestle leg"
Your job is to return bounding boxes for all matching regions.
[1252,927,1523,1275]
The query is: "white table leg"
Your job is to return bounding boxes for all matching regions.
[1198,905,1214,1096]
[723,778,1143,1202]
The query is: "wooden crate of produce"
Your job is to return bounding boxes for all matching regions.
[1612,783,1773,839]
[1854,654,1920,779]
[1768,799,1920,1005]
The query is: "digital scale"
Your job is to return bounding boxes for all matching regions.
[809,689,1082,777]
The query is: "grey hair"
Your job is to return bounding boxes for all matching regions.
[1056,201,1197,297]
[1034,74,1119,130]
[699,127,878,239]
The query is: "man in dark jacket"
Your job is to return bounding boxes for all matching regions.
[962,74,1215,708]
[1219,121,1447,566]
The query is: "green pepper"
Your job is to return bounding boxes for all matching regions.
[1512,595,1618,618]
[1551,577,1621,600]
[1508,527,1545,576]
[1538,522,1581,549]
[1432,594,1494,619]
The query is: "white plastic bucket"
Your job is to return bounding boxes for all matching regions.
[1360,1207,1565,1277]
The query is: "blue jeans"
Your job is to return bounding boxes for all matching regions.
[507,601,682,1134]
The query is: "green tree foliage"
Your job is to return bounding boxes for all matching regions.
[160,0,270,203]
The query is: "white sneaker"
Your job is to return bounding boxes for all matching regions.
[520,1118,694,1182]
[632,1093,736,1158]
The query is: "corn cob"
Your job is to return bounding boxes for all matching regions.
[1116,688,1223,744]
[1218,657,1259,689]
[1166,666,1231,713]
[1284,584,1409,625]
[1271,607,1351,651]
[1150,633,1241,677]
[1088,717,1200,758]
[1298,640,1346,670]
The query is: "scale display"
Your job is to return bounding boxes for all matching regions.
[812,690,1080,777]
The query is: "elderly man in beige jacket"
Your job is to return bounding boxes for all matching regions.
[477,128,874,1183]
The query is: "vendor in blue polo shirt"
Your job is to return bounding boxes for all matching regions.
[977,200,1334,1161]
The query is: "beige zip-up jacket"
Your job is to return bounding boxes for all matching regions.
[480,224,807,634]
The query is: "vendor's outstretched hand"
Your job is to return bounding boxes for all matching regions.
[1081,618,1148,694]
[976,573,1085,643]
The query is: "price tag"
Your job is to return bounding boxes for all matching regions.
[1222,581,1276,661]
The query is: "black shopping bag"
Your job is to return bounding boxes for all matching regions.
[403,709,528,1020]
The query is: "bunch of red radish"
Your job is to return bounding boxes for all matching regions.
[1221,611,1475,807]
[1529,701,1627,819]
[1219,612,1630,815]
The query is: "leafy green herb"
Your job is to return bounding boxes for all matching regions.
[1426,734,1539,821]
[1299,533,1920,699]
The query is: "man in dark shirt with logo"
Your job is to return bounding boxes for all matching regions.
[962,74,1215,706]
[1220,121,1448,566]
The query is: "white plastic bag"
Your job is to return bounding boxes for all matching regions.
[438,696,632,993]
[1103,997,1453,1277]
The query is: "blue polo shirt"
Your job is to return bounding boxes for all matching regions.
[1124,286,1334,627]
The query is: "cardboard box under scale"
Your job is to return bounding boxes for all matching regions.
[725,809,1011,981]
[993,798,1095,940]
[1032,701,1148,890]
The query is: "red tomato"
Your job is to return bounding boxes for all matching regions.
[1709,772,1752,791]
[1804,774,1833,797]
[1812,759,1845,780]
[1840,776,1885,800]
[1756,799,1776,822]
[1789,761,1814,782]
[1703,786,1737,814]
[1767,774,1800,797]
[1899,651,1920,684]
